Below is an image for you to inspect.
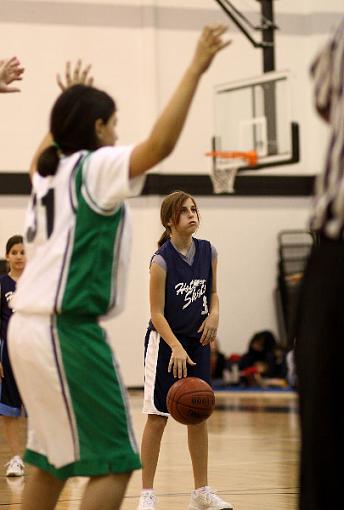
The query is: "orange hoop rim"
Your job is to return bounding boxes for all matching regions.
[205,150,258,166]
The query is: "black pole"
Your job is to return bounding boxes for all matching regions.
[258,0,277,154]
[260,0,276,72]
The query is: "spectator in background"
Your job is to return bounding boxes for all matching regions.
[239,330,287,387]
[0,236,26,477]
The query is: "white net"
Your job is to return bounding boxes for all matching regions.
[207,151,257,194]
[210,165,239,194]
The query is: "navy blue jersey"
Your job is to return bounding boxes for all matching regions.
[151,238,212,339]
[0,274,15,343]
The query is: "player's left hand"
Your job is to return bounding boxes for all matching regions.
[198,313,218,345]
[0,57,24,93]
[57,59,94,91]
[190,25,231,76]
[0,362,4,378]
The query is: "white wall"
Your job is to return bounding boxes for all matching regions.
[0,1,339,385]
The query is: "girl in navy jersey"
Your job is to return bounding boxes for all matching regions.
[138,192,233,510]
[0,235,26,477]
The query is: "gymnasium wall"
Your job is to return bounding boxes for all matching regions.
[0,0,341,385]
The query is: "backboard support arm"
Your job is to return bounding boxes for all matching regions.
[213,0,277,55]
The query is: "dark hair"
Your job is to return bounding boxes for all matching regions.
[37,84,116,177]
[6,235,24,255]
[158,191,199,248]
[249,330,277,353]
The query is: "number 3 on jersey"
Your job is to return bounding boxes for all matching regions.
[26,189,55,242]
[201,295,209,316]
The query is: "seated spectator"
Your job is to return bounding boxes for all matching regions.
[239,330,288,387]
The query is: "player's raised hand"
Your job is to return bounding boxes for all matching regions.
[0,57,24,93]
[57,59,94,91]
[190,24,231,75]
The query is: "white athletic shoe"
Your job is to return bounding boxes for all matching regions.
[5,456,25,477]
[188,486,233,510]
[137,490,157,510]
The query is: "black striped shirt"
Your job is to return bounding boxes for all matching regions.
[310,18,344,238]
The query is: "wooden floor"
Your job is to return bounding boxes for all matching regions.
[0,390,299,509]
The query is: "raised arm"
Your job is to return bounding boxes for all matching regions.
[0,57,24,93]
[129,24,230,177]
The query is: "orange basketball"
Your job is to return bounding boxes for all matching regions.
[166,377,215,425]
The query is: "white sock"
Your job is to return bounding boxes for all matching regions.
[141,489,155,495]
[194,486,209,494]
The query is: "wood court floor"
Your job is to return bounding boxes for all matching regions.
[0,390,299,509]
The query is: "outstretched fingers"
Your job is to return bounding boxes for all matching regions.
[57,60,94,91]
[168,354,196,379]
[207,25,231,53]
[192,24,231,75]
[0,57,25,93]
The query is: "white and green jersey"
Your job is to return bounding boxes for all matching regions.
[13,146,145,318]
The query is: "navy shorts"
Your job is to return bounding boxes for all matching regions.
[143,328,211,415]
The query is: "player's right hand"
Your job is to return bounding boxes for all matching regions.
[168,345,196,379]
[190,25,231,75]
[0,362,4,378]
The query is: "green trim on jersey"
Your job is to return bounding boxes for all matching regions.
[60,159,124,315]
[23,315,141,479]
[24,448,141,480]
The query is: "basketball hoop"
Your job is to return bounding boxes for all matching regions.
[206,150,258,194]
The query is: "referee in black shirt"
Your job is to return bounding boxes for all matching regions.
[295,17,344,510]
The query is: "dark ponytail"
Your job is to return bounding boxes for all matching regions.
[158,228,171,248]
[37,145,60,177]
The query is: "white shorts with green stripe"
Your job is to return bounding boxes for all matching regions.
[8,312,141,480]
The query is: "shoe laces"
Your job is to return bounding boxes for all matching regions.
[5,456,24,469]
[197,488,221,505]
[140,492,156,508]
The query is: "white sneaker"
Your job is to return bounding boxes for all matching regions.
[188,486,233,510]
[5,456,25,477]
[137,490,157,510]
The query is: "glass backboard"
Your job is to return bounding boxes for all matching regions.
[213,70,299,171]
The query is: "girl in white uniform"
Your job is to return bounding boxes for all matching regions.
[9,26,230,510]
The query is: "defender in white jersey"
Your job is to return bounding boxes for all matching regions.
[8,28,230,510]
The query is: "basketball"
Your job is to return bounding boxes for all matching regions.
[166,377,215,425]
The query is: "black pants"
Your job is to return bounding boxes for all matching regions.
[295,237,344,510]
